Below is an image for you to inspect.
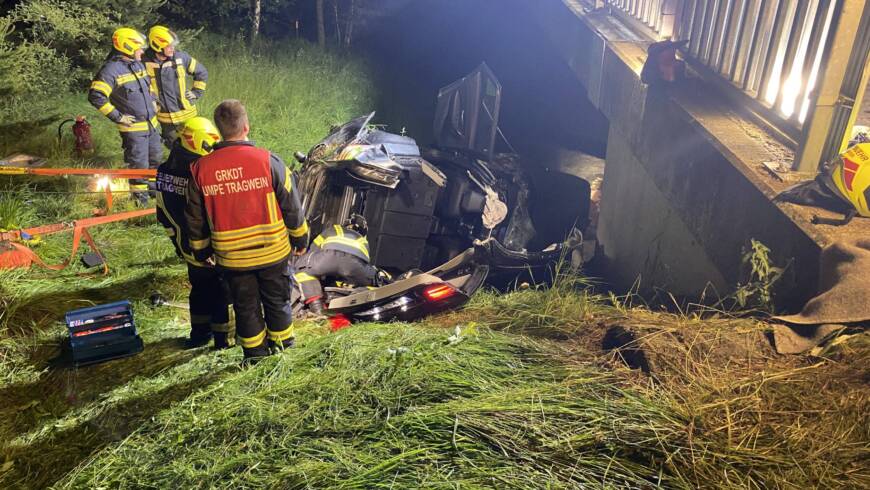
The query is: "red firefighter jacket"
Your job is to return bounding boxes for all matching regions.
[185,141,309,270]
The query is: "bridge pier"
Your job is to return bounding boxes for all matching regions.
[529,1,845,309]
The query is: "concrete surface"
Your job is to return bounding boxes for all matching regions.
[525,0,866,309]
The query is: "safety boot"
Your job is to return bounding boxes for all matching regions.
[241,343,271,366]
[212,332,232,350]
[269,337,296,354]
[185,325,213,349]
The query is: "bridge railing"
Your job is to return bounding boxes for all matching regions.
[601,0,870,172]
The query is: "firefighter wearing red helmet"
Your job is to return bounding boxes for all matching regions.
[185,100,309,364]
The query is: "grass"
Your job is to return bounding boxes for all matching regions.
[0,36,868,489]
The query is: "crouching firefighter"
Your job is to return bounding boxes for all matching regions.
[185,100,309,364]
[144,26,208,147]
[155,117,234,349]
[89,27,161,205]
[293,215,390,315]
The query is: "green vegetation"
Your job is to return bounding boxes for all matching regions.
[0,26,867,490]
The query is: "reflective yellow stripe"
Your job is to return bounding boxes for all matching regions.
[115,70,148,86]
[188,58,198,74]
[217,239,290,260]
[211,322,232,333]
[283,167,293,193]
[288,220,308,238]
[313,236,325,247]
[294,272,318,283]
[192,80,206,90]
[239,329,267,348]
[117,116,158,132]
[213,230,287,253]
[216,241,290,269]
[157,106,197,124]
[322,236,370,259]
[267,325,294,342]
[267,192,279,226]
[177,59,190,110]
[334,225,344,237]
[189,237,211,250]
[90,80,112,96]
[212,220,285,240]
[98,102,116,116]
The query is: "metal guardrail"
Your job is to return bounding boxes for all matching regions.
[602,0,870,171]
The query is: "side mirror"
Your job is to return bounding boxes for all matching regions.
[294,151,307,163]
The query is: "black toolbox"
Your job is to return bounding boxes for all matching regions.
[65,300,143,366]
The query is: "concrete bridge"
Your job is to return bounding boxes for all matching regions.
[524,0,870,309]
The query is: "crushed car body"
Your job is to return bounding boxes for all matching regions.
[292,63,593,322]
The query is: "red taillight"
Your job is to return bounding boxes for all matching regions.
[329,314,351,332]
[423,284,456,301]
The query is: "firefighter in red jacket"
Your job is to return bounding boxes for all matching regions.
[185,100,309,364]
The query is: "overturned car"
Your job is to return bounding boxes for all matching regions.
[291,64,592,322]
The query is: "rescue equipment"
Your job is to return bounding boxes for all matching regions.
[0,208,155,272]
[57,116,95,156]
[65,300,144,366]
[0,166,156,214]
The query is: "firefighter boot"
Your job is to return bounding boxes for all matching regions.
[185,324,213,349]
[241,343,271,366]
[213,332,231,350]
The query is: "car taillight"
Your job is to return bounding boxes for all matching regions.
[423,284,456,301]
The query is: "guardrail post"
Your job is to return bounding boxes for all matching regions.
[794,0,870,172]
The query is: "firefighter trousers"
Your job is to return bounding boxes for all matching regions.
[187,263,232,339]
[121,128,162,192]
[223,260,294,356]
[293,249,378,303]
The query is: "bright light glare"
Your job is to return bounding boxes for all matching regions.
[95,176,111,191]
[780,75,802,118]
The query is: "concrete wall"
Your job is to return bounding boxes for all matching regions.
[531,1,823,309]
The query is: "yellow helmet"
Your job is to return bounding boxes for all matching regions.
[180,117,221,156]
[825,142,870,217]
[148,25,178,53]
[112,27,146,57]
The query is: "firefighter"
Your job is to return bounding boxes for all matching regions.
[185,100,309,364]
[155,117,233,349]
[293,215,389,315]
[88,27,161,205]
[144,26,209,147]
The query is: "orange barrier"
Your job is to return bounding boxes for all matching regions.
[0,166,157,214]
[0,208,156,273]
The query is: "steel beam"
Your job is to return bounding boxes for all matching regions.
[794,0,870,171]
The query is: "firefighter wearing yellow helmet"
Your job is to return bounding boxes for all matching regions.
[824,142,870,218]
[88,27,161,206]
[144,25,209,148]
[155,117,233,349]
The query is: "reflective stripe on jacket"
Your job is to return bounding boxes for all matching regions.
[144,49,208,125]
[185,141,309,271]
[311,225,370,262]
[88,54,158,132]
[155,144,203,266]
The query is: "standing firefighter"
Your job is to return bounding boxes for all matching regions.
[144,26,208,147]
[89,27,161,205]
[156,117,234,349]
[185,100,309,364]
[294,216,387,314]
